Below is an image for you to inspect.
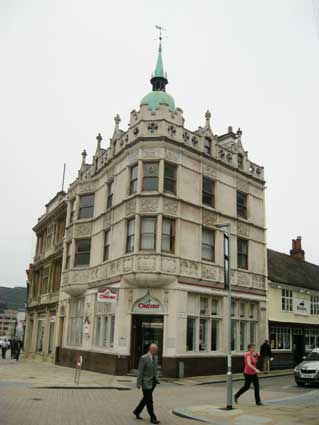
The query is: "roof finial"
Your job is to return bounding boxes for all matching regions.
[96,133,102,151]
[81,149,87,166]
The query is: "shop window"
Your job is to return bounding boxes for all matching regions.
[212,299,219,316]
[211,319,219,351]
[161,218,175,253]
[200,297,209,315]
[202,228,215,261]
[104,230,110,261]
[239,302,246,318]
[130,165,138,195]
[310,296,319,315]
[107,181,113,209]
[164,162,177,194]
[281,289,293,312]
[305,329,319,351]
[126,219,135,253]
[75,239,91,267]
[231,320,237,351]
[231,301,257,351]
[186,317,196,351]
[78,194,95,219]
[237,191,247,219]
[140,217,156,250]
[48,320,55,354]
[36,318,45,352]
[67,299,84,346]
[239,321,247,351]
[237,238,248,270]
[270,327,292,350]
[199,318,208,351]
[202,176,215,207]
[143,162,159,191]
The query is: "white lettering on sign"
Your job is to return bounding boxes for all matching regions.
[97,289,117,303]
[132,293,163,314]
[293,297,310,316]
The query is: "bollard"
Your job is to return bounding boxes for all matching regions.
[178,361,184,379]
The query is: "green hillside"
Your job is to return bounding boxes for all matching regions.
[0,286,27,310]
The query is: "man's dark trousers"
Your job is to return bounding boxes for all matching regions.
[235,374,261,403]
[134,380,157,421]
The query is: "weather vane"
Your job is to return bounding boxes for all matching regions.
[155,25,167,43]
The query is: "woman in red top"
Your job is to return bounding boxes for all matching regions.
[234,343,263,405]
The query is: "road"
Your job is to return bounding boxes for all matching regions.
[0,358,318,425]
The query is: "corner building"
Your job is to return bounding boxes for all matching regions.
[57,42,267,377]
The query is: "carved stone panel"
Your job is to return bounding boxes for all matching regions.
[236,271,251,287]
[110,259,122,276]
[161,257,177,274]
[201,264,218,281]
[126,198,136,216]
[136,256,157,272]
[78,182,96,193]
[65,226,73,241]
[252,274,265,290]
[237,179,249,192]
[163,198,177,215]
[165,149,179,163]
[128,150,139,164]
[237,222,250,237]
[141,148,161,159]
[203,164,216,179]
[103,212,112,227]
[140,197,159,213]
[202,209,217,227]
[123,256,133,273]
[74,222,92,237]
[180,259,200,277]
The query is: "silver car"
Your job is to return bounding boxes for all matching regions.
[294,348,319,386]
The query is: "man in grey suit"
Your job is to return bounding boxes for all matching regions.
[133,344,160,424]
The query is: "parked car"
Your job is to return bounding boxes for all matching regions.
[294,348,319,386]
[0,337,10,348]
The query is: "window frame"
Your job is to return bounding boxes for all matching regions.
[129,164,138,195]
[201,228,215,262]
[142,162,159,192]
[74,238,91,267]
[281,289,293,312]
[126,218,135,253]
[163,162,177,195]
[140,216,157,251]
[237,191,248,219]
[237,237,248,270]
[107,181,114,209]
[161,217,175,253]
[202,176,215,207]
[78,194,95,219]
[104,229,110,261]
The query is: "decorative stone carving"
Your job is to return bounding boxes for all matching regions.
[142,148,161,159]
[183,132,190,143]
[123,257,133,272]
[202,264,218,281]
[65,227,72,240]
[165,149,179,162]
[168,125,176,137]
[203,164,216,179]
[180,259,200,277]
[237,271,250,287]
[74,222,92,237]
[110,259,122,276]
[126,198,136,216]
[140,197,158,213]
[202,209,217,226]
[237,179,249,192]
[78,182,96,193]
[133,127,139,136]
[147,122,158,133]
[136,255,157,271]
[237,222,250,237]
[192,136,198,145]
[103,212,112,227]
[252,274,265,290]
[161,257,177,273]
[90,267,100,281]
[163,198,177,215]
[128,150,138,163]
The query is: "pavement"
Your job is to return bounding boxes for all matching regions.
[0,354,318,425]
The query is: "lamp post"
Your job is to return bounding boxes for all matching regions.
[216,223,233,410]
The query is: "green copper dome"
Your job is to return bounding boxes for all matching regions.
[140,90,175,112]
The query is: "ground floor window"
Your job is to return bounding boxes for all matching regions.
[270,327,292,350]
[305,329,319,351]
[67,299,84,346]
[231,300,258,351]
[36,319,45,352]
[186,317,196,351]
[94,302,115,348]
[48,321,55,354]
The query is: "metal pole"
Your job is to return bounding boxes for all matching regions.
[224,227,233,409]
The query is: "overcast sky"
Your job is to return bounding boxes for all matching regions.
[0,0,318,287]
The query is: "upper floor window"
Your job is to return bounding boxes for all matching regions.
[140,217,156,250]
[143,162,159,191]
[237,191,248,219]
[162,218,175,253]
[75,238,91,267]
[202,228,215,261]
[107,181,113,209]
[164,163,177,194]
[70,198,76,223]
[311,296,319,315]
[204,137,211,155]
[202,177,215,207]
[104,230,110,261]
[237,238,248,269]
[65,241,72,270]
[130,165,138,195]
[41,267,50,294]
[78,194,94,219]
[282,289,293,312]
[126,219,135,253]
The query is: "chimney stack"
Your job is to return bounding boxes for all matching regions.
[290,236,305,261]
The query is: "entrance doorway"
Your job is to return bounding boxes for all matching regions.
[293,334,305,365]
[131,315,163,369]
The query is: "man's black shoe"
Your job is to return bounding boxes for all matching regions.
[256,402,264,406]
[133,412,143,420]
[151,420,160,424]
[234,395,238,404]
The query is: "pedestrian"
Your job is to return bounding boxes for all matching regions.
[10,338,16,360]
[1,338,8,359]
[234,343,263,406]
[133,344,160,424]
[260,339,272,374]
[15,340,22,361]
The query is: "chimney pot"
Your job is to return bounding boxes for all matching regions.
[290,236,305,261]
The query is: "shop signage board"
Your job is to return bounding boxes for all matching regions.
[293,297,310,316]
[132,293,163,314]
[97,289,117,303]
